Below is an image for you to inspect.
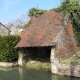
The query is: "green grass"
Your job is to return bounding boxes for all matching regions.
[26,60,51,71]
[60,47,80,64]
[60,55,79,64]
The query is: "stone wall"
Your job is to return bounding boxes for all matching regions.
[51,47,80,77]
[51,62,80,77]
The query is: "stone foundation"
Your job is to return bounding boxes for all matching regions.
[51,47,80,77]
[51,62,80,77]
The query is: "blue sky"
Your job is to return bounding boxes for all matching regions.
[0,0,61,24]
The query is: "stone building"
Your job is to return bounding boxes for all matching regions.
[0,22,10,36]
[4,23,24,35]
[15,11,76,75]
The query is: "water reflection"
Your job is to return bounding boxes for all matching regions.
[0,67,13,71]
[18,68,24,80]
[0,67,80,80]
[0,67,51,80]
[18,68,51,80]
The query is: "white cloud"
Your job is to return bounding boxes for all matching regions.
[1,0,22,13]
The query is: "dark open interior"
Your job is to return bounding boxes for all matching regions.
[22,46,51,62]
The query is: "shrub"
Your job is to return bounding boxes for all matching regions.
[0,36,20,62]
[28,8,46,17]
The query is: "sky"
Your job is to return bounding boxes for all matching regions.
[0,0,61,24]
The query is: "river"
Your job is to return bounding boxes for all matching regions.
[0,67,80,80]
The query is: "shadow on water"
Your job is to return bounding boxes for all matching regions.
[0,67,80,80]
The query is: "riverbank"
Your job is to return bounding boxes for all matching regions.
[0,47,80,77]
[0,59,80,77]
[0,59,51,72]
[0,62,18,67]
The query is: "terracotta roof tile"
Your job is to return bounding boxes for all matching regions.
[15,11,65,47]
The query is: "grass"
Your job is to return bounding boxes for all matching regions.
[60,55,79,64]
[26,60,51,71]
[60,47,80,64]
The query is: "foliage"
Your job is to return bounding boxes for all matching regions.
[54,0,80,46]
[0,36,20,62]
[28,8,46,17]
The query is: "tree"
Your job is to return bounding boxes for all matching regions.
[10,13,29,27]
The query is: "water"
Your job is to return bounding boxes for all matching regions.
[0,67,80,80]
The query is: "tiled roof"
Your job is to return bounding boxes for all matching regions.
[4,23,13,29]
[0,22,10,31]
[15,11,65,47]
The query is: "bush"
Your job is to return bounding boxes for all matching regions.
[0,36,20,62]
[28,8,46,17]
